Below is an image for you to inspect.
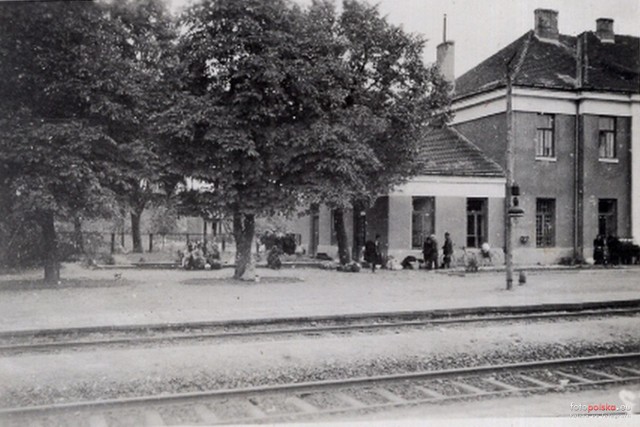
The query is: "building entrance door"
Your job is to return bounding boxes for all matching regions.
[598,199,617,237]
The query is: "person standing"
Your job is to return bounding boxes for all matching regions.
[429,234,439,270]
[442,232,453,268]
[594,235,606,265]
[364,234,382,272]
[422,235,433,270]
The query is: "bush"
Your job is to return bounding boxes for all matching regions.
[0,220,44,269]
[559,255,585,266]
[259,231,297,255]
[209,261,222,270]
[465,256,479,273]
[267,247,282,269]
[337,261,361,273]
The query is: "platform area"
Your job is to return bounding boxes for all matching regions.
[0,263,639,332]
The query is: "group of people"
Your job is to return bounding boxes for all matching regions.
[180,241,220,270]
[364,232,455,272]
[422,232,453,270]
[593,234,623,265]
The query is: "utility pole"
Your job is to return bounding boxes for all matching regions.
[505,65,515,291]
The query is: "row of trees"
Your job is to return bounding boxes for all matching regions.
[0,0,451,283]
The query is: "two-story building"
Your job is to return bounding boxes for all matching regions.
[451,9,639,264]
[291,9,639,265]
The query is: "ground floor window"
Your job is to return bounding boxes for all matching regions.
[536,198,555,247]
[466,198,487,248]
[598,199,617,237]
[412,197,434,249]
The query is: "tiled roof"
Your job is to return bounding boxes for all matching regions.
[455,30,640,99]
[418,126,504,178]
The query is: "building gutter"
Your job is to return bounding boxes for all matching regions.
[574,34,585,261]
[574,99,584,261]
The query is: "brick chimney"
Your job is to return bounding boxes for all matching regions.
[596,18,615,43]
[437,41,455,82]
[436,14,455,82]
[534,9,559,40]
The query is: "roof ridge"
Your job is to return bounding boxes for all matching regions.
[454,27,639,98]
[511,31,534,81]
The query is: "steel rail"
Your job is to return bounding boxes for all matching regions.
[2,352,639,417]
[4,298,640,340]
[1,307,639,354]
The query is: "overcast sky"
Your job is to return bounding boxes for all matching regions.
[170,0,640,77]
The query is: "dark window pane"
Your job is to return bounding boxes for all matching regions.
[536,199,555,247]
[466,198,487,248]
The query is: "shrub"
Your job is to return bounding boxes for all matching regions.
[465,256,479,273]
[267,247,282,269]
[0,220,44,269]
[337,261,361,273]
[259,231,297,255]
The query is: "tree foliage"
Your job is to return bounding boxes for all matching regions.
[0,0,451,281]
[0,0,174,281]
[160,0,364,278]
[301,0,452,263]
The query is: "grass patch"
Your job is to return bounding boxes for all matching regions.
[181,276,303,286]
[0,277,132,291]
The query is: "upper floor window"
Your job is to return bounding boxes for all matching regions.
[535,114,555,158]
[598,117,616,159]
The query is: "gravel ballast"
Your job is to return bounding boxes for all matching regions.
[1,316,639,408]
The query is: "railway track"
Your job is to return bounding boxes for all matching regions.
[2,301,640,355]
[1,353,639,425]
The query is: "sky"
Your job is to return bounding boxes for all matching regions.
[170,0,640,77]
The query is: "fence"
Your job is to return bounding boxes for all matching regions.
[57,231,235,255]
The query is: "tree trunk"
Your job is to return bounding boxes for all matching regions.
[131,209,143,253]
[351,200,366,262]
[334,208,351,265]
[233,212,256,280]
[40,211,60,285]
[73,216,84,254]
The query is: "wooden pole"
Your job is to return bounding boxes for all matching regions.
[505,66,514,290]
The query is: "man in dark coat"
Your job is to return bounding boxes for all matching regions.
[429,234,439,270]
[441,232,453,268]
[364,234,382,272]
[423,235,433,270]
[594,234,606,265]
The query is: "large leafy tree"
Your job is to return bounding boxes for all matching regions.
[105,0,178,253]
[161,0,362,279]
[0,0,171,282]
[303,0,452,264]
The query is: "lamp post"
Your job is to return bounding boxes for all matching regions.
[505,63,524,290]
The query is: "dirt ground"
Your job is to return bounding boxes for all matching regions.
[0,263,639,332]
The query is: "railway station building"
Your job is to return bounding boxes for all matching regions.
[292,9,640,265]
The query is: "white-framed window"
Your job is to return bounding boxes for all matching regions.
[466,198,487,248]
[536,198,555,247]
[598,117,616,160]
[412,197,435,249]
[535,114,555,158]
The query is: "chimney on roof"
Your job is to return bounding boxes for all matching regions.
[596,18,615,43]
[437,14,455,82]
[534,9,559,40]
